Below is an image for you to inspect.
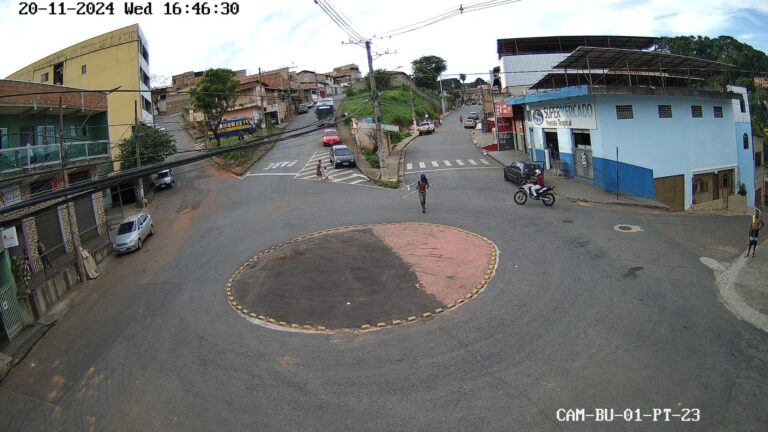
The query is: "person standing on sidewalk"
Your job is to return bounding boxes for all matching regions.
[316,159,322,180]
[417,173,430,213]
[747,209,764,257]
[37,240,52,272]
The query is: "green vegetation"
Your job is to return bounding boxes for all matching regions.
[388,130,410,145]
[339,86,438,128]
[116,123,177,170]
[655,35,768,137]
[216,125,275,166]
[189,68,240,147]
[411,55,447,90]
[361,147,380,168]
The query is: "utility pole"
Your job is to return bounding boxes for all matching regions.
[410,85,417,128]
[438,76,446,117]
[134,101,145,208]
[58,97,87,281]
[259,67,267,130]
[365,40,387,179]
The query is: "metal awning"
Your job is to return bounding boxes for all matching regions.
[529,71,704,90]
[497,35,657,58]
[554,47,735,75]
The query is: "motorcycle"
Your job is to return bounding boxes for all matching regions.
[514,181,556,207]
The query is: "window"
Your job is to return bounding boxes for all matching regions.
[757,152,763,168]
[0,128,7,149]
[142,96,152,113]
[714,106,723,118]
[41,72,49,83]
[739,96,746,113]
[616,105,633,119]
[658,105,672,118]
[743,133,749,150]
[70,125,77,137]
[691,105,703,118]
[81,125,88,136]
[81,64,87,75]
[53,62,64,85]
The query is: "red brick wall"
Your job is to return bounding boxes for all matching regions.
[0,80,108,110]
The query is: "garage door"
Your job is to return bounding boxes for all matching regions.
[654,175,684,211]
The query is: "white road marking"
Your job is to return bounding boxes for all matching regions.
[406,163,413,170]
[443,160,452,166]
[431,161,439,167]
[349,179,366,184]
[246,172,300,176]
[455,160,465,166]
[263,160,298,170]
[468,159,478,165]
[480,159,490,165]
[404,166,498,174]
[331,172,364,182]
[419,162,426,169]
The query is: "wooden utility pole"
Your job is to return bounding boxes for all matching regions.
[259,67,267,129]
[365,40,387,179]
[58,97,87,281]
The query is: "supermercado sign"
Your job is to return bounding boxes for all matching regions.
[530,103,596,129]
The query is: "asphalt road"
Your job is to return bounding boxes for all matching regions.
[0,106,766,431]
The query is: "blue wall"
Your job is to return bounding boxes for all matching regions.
[593,157,655,198]
[736,123,755,205]
[560,152,575,177]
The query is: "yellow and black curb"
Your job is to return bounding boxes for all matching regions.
[225,223,500,334]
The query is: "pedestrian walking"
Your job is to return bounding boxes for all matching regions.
[459,115,463,124]
[321,164,330,182]
[417,173,430,213]
[746,209,764,257]
[37,240,52,272]
[316,159,322,180]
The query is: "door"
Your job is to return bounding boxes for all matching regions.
[654,175,685,211]
[573,148,594,179]
[0,281,23,341]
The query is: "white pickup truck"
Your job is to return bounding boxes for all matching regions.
[417,121,435,135]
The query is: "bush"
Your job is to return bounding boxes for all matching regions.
[388,130,410,145]
[361,147,380,168]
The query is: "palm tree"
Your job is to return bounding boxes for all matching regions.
[459,73,467,105]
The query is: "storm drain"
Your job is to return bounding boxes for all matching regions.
[614,224,643,233]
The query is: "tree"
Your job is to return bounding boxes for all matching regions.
[411,55,447,90]
[116,123,177,170]
[364,69,391,92]
[472,77,488,88]
[190,68,240,147]
[654,35,768,136]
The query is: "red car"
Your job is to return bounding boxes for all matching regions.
[322,129,340,146]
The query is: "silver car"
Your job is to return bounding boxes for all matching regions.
[113,212,154,253]
[329,144,356,168]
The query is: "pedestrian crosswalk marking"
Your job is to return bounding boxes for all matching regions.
[403,157,499,174]
[288,150,376,188]
[263,160,298,170]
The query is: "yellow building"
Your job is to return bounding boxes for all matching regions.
[6,24,152,170]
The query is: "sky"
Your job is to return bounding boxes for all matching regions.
[1,0,767,83]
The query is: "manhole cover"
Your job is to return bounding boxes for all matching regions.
[225,223,499,332]
[613,224,643,233]
[561,219,574,224]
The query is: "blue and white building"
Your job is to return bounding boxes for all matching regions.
[498,37,756,211]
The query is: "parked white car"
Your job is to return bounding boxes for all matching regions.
[418,121,435,135]
[113,212,154,254]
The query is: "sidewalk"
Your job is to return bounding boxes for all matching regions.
[471,131,669,210]
[714,239,768,334]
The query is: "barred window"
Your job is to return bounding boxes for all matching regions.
[658,105,672,118]
[616,105,633,120]
[41,72,49,83]
[691,105,703,118]
[713,106,723,118]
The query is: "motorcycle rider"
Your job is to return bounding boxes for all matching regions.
[528,169,545,198]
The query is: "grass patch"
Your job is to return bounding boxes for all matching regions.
[340,86,438,128]
[371,178,400,189]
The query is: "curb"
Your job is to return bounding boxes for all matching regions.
[713,240,768,334]
[225,223,500,334]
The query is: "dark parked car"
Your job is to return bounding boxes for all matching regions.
[298,103,309,114]
[503,161,541,185]
[329,144,356,168]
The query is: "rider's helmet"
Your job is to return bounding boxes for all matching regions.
[534,169,542,176]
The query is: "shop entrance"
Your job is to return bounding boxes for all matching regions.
[544,130,560,161]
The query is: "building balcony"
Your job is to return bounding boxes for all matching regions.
[0,140,110,174]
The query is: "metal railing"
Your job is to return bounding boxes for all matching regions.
[0,140,110,173]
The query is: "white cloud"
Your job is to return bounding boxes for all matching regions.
[0,0,766,82]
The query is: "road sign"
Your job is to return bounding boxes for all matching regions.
[351,128,358,135]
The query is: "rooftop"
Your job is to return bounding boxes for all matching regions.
[497,35,657,58]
